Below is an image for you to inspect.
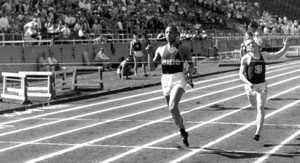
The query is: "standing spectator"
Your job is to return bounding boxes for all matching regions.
[129,32,148,77]
[253,31,263,49]
[240,31,253,58]
[0,12,10,32]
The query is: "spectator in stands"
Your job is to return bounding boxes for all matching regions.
[0,12,10,32]
[129,32,148,77]
[200,30,208,40]
[91,19,102,34]
[38,51,50,71]
[60,22,72,39]
[253,31,263,49]
[94,47,113,71]
[47,51,60,71]
[240,31,253,58]
[117,55,134,80]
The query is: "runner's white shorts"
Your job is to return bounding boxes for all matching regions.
[133,51,144,57]
[244,82,267,96]
[161,72,187,96]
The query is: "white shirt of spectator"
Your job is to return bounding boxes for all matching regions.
[24,20,38,31]
[78,29,84,37]
[24,27,37,39]
[0,15,9,29]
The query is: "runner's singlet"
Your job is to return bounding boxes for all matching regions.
[161,45,183,74]
[246,53,266,84]
[132,40,142,51]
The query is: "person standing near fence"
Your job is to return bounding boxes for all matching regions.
[148,25,194,147]
[239,36,290,141]
[129,32,148,77]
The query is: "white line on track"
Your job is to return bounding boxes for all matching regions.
[99,84,300,163]
[0,68,237,124]
[0,63,299,130]
[0,141,298,159]
[0,68,299,146]
[0,61,298,125]
[254,129,300,163]
[28,118,300,128]
[23,76,300,163]
[169,103,300,162]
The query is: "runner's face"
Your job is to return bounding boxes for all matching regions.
[165,27,177,43]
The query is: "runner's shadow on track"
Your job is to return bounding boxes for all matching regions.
[264,144,300,147]
[189,147,296,159]
[209,104,241,111]
[69,97,110,104]
[244,107,275,111]
[269,98,300,101]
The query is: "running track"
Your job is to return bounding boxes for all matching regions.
[0,60,299,163]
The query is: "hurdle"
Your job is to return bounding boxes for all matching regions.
[286,45,300,57]
[18,71,53,103]
[51,69,75,97]
[218,49,240,60]
[62,66,104,91]
[1,72,28,104]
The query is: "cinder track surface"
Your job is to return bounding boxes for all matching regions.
[0,60,299,163]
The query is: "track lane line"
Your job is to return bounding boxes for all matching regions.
[0,68,299,143]
[101,84,300,163]
[254,129,300,163]
[23,76,300,163]
[0,61,298,126]
[169,101,300,162]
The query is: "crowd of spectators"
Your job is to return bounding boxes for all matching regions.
[0,0,299,42]
[0,0,231,41]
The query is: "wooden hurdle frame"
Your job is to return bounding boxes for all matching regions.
[1,72,28,104]
[218,49,240,60]
[286,45,300,57]
[51,69,75,97]
[62,66,103,91]
[1,67,103,105]
[18,71,53,103]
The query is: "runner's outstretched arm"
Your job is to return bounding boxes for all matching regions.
[265,36,290,60]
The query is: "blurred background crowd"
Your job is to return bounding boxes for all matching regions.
[0,0,300,41]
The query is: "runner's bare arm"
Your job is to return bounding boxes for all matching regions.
[264,36,290,60]
[129,41,133,56]
[148,46,161,71]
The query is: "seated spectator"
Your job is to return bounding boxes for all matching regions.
[38,52,50,71]
[117,56,134,80]
[60,23,72,39]
[94,48,113,70]
[47,51,61,71]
